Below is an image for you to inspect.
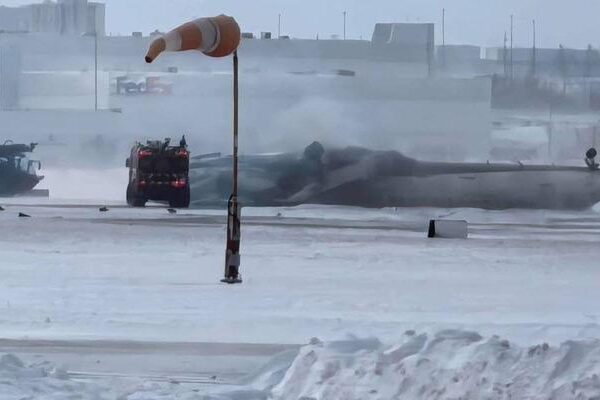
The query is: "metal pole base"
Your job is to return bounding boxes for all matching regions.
[221,276,243,285]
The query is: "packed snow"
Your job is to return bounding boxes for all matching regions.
[1,187,600,398]
[271,330,600,400]
[0,351,264,399]
[4,330,600,399]
[1,200,600,344]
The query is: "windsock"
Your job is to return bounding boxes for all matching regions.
[145,15,241,63]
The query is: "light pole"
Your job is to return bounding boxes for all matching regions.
[503,31,508,77]
[531,19,536,78]
[441,8,446,68]
[145,15,243,284]
[343,11,347,40]
[510,14,514,80]
[94,31,98,111]
[442,8,445,46]
[83,30,98,111]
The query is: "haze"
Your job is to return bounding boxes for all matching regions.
[2,1,600,398]
[1,0,598,48]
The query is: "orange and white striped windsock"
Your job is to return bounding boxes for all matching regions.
[145,15,241,63]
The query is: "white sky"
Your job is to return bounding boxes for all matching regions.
[1,0,597,49]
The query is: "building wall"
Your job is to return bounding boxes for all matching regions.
[104,73,491,160]
[0,33,435,77]
[372,23,434,46]
[486,47,591,64]
[484,45,600,80]
[372,23,434,70]
[0,45,22,110]
[30,3,60,34]
[88,2,105,36]
[437,45,481,64]
[0,0,105,36]
[0,67,492,161]
[0,21,493,162]
[0,6,30,32]
[19,71,110,110]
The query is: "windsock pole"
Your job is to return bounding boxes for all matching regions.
[143,15,243,284]
[222,51,242,284]
[233,51,239,197]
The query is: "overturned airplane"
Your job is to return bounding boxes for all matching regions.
[189,142,600,210]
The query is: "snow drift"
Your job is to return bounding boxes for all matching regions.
[4,330,600,399]
[271,330,600,400]
[0,353,109,400]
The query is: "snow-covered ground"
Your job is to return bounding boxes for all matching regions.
[1,193,600,398]
[2,200,600,344]
[4,331,600,399]
[272,330,600,400]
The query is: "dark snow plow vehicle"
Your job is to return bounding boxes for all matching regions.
[0,140,44,196]
[126,136,190,208]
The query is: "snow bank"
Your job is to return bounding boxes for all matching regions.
[271,330,600,400]
[4,331,600,399]
[0,352,268,400]
[0,353,196,399]
[0,353,110,400]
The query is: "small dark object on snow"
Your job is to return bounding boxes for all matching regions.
[18,212,30,218]
[99,206,109,212]
[167,208,177,214]
[585,147,599,171]
[427,220,468,239]
[0,206,4,211]
[427,220,436,238]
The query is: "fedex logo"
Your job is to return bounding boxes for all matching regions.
[115,76,173,95]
